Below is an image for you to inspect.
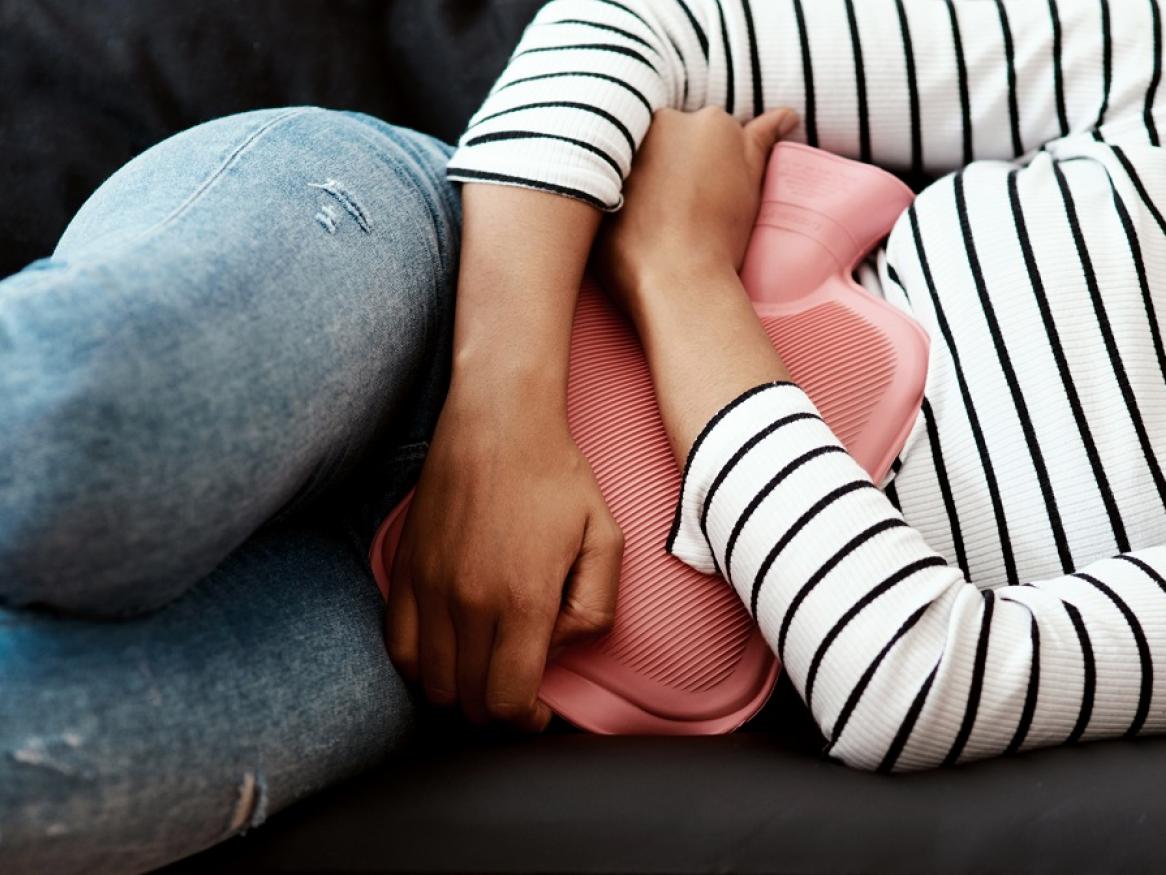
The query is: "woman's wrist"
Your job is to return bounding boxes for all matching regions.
[624,259,740,337]
[630,260,792,461]
[444,183,600,425]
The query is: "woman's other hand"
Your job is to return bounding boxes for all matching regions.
[596,108,798,464]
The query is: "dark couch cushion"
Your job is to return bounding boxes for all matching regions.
[159,675,1166,874]
[0,0,544,277]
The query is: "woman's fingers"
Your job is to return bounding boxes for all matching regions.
[743,108,800,177]
[416,591,459,708]
[386,555,421,685]
[453,608,497,725]
[550,508,622,652]
[486,609,556,732]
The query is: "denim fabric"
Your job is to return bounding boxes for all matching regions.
[0,108,460,873]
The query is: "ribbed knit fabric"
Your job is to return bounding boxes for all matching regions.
[446,0,1166,771]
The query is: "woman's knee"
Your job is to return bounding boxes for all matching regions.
[0,111,462,618]
[0,267,212,616]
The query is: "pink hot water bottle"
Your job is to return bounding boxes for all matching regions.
[370,142,927,734]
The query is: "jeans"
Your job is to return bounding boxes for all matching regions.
[0,107,461,873]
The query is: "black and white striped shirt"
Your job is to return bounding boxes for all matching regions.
[448,0,1166,772]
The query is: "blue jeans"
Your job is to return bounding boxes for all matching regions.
[0,108,461,873]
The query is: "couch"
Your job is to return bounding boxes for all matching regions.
[5,2,1166,872]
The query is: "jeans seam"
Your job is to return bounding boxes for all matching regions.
[154,108,313,235]
[63,108,313,267]
[340,124,453,359]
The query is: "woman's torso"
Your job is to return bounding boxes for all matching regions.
[880,128,1166,588]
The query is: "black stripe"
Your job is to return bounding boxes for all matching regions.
[892,456,903,474]
[894,0,921,174]
[1048,0,1070,137]
[993,0,1023,158]
[997,593,1041,755]
[672,0,710,58]
[843,0,871,162]
[920,397,969,579]
[884,479,902,513]
[724,444,848,585]
[739,0,763,117]
[1006,169,1130,551]
[824,601,932,755]
[515,42,657,72]
[1074,572,1153,736]
[699,412,821,571]
[1095,0,1113,133]
[749,480,879,619]
[1061,599,1095,745]
[954,170,1073,573]
[884,262,913,304]
[1101,152,1166,395]
[943,590,996,766]
[1052,160,1166,525]
[805,555,948,713]
[493,70,654,118]
[878,661,940,772]
[910,204,1017,584]
[664,29,690,106]
[546,18,663,56]
[468,101,637,156]
[1148,0,1163,145]
[1110,143,1166,239]
[944,0,973,165]
[592,0,654,31]
[445,166,611,210]
[777,518,909,658]
[464,130,625,179]
[716,0,735,116]
[791,0,818,148]
[1096,161,1166,396]
[1118,552,1166,594]
[665,382,795,553]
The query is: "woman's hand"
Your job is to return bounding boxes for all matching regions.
[386,184,623,732]
[388,392,622,731]
[595,106,798,324]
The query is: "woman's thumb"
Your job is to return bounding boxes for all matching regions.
[744,108,800,158]
[549,513,623,654]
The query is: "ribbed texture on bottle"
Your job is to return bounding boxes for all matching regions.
[761,302,895,450]
[567,281,754,693]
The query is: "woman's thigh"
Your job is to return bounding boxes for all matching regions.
[0,484,420,875]
[0,107,460,617]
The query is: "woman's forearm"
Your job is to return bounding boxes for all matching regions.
[449,183,600,413]
[630,261,791,465]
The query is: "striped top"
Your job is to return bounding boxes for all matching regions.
[447,0,1166,772]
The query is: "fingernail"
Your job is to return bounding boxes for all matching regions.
[777,110,799,136]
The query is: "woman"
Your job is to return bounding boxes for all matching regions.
[430,0,1166,771]
[1,0,1163,871]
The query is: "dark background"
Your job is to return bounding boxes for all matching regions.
[0,0,544,277]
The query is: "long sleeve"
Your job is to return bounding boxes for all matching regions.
[447,0,1165,208]
[668,382,1166,772]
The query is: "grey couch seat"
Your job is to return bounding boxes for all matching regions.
[162,676,1166,874]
